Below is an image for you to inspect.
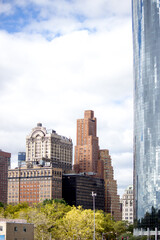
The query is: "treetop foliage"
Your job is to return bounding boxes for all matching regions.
[0,200,132,240]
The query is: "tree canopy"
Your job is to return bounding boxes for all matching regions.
[0,200,132,240]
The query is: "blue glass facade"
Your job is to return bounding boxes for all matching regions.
[18,152,26,167]
[133,0,160,221]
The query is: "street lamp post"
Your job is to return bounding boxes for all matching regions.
[102,232,104,240]
[102,232,107,240]
[92,191,97,240]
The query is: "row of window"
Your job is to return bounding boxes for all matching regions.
[124,208,133,211]
[125,217,133,220]
[9,170,52,177]
[0,226,27,232]
[125,213,133,216]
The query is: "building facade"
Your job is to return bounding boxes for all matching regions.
[26,123,72,171]
[99,149,121,221]
[8,163,62,205]
[132,0,160,221]
[121,185,133,223]
[0,219,34,240]
[8,123,72,205]
[74,111,121,220]
[0,150,11,204]
[62,174,105,211]
[74,110,99,173]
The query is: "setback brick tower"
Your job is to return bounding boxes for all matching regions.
[99,149,122,221]
[74,110,99,173]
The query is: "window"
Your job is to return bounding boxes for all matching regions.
[0,226,3,231]
[14,226,18,231]
[23,227,26,232]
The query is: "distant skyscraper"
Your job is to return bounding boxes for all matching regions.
[121,185,133,223]
[74,110,99,173]
[0,150,11,204]
[18,152,26,167]
[132,1,160,221]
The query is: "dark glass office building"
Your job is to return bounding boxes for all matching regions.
[62,174,105,211]
[132,0,160,223]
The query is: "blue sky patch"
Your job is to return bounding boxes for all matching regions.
[0,4,40,33]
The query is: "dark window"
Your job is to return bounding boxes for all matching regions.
[23,227,26,232]
[14,226,18,231]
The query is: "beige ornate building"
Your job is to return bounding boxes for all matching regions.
[8,123,72,205]
[26,123,72,171]
[99,149,122,221]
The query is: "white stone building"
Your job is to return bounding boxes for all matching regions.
[121,185,133,223]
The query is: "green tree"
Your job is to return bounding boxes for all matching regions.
[0,201,134,240]
[113,221,128,238]
[3,202,29,218]
[0,202,4,208]
[17,200,71,240]
[55,206,114,240]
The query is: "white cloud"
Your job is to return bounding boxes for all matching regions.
[12,0,131,18]
[115,167,133,196]
[73,0,131,18]
[0,3,12,15]
[0,0,131,38]
[0,0,133,195]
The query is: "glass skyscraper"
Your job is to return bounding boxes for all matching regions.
[132,0,160,222]
[18,152,26,167]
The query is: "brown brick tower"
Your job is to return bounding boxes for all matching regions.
[99,149,122,221]
[0,150,11,204]
[74,111,122,221]
[74,110,99,173]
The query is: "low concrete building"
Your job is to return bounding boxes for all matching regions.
[0,218,34,240]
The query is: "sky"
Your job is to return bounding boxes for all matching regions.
[0,0,133,197]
